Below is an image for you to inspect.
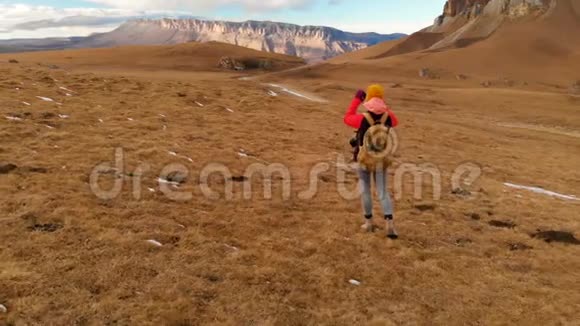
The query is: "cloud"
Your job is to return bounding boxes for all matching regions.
[86,0,313,12]
[11,16,133,31]
[0,0,315,38]
[0,4,197,39]
[0,26,125,40]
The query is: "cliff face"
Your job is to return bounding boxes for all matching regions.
[428,0,553,48]
[77,19,405,62]
[435,0,550,24]
[443,0,491,17]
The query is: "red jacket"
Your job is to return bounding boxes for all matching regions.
[343,98,399,129]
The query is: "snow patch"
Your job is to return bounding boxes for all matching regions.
[224,244,239,251]
[237,149,270,164]
[349,279,361,286]
[504,183,579,201]
[157,178,180,187]
[59,86,75,93]
[146,239,163,247]
[168,151,193,163]
[268,83,321,102]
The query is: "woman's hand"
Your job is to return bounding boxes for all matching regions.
[355,90,366,102]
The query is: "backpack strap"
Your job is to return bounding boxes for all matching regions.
[362,113,376,126]
[364,112,391,126]
[379,113,389,125]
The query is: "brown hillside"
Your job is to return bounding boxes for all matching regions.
[331,33,446,63]
[329,39,405,63]
[405,0,580,80]
[292,0,579,85]
[2,48,580,325]
[374,32,446,58]
[0,41,305,72]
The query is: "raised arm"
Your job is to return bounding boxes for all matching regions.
[343,90,366,129]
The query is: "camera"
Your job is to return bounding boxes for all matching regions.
[349,137,358,148]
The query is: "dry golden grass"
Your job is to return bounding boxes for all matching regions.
[0,41,305,74]
[0,40,579,326]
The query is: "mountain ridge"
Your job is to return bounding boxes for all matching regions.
[331,0,563,62]
[0,18,406,62]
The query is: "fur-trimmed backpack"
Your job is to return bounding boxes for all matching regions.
[357,113,392,171]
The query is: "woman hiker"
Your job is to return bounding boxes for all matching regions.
[343,84,399,239]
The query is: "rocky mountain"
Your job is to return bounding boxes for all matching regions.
[436,0,551,20]
[427,0,553,48]
[0,19,405,62]
[329,0,579,76]
[358,0,556,59]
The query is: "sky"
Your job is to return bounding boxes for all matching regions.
[0,0,444,39]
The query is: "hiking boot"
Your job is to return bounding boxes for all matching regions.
[361,220,375,233]
[386,220,399,239]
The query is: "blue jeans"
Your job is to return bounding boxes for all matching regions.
[358,168,394,218]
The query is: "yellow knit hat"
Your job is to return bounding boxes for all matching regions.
[365,84,384,101]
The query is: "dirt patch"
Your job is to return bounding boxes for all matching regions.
[230,176,249,183]
[467,213,481,221]
[28,223,63,233]
[414,203,436,212]
[452,188,472,197]
[40,112,57,119]
[570,80,580,94]
[165,171,188,184]
[0,163,17,174]
[488,220,517,229]
[455,238,473,247]
[204,274,222,283]
[20,167,48,174]
[532,230,580,245]
[508,243,533,251]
